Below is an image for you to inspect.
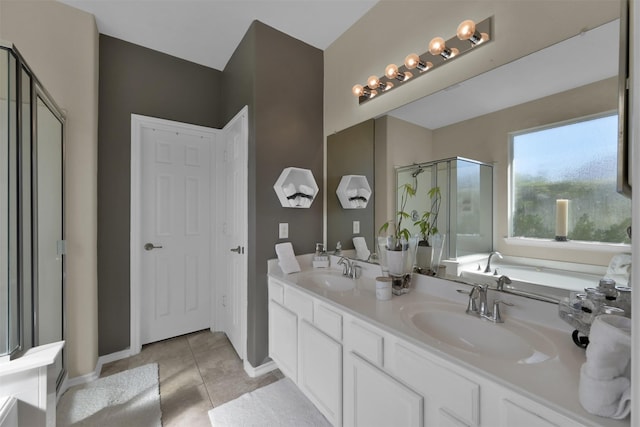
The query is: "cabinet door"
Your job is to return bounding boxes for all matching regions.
[393,342,480,427]
[344,352,423,427]
[501,399,583,427]
[300,320,343,426]
[269,300,298,381]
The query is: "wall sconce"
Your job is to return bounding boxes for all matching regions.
[352,17,492,104]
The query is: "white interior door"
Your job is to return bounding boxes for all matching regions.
[139,123,214,345]
[219,107,248,360]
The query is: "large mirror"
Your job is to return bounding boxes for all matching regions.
[326,2,630,301]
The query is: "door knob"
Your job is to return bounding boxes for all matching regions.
[230,246,241,253]
[144,243,163,251]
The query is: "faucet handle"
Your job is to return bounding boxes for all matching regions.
[491,300,514,323]
[457,288,479,314]
[351,264,362,279]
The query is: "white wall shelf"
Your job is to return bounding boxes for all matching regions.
[336,175,371,209]
[274,167,319,208]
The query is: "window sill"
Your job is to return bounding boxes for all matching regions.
[503,237,631,254]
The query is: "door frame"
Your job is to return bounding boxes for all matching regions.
[130,114,219,354]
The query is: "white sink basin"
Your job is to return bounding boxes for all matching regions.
[295,271,356,292]
[400,302,557,364]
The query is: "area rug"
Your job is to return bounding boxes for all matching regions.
[57,363,162,427]
[208,378,331,426]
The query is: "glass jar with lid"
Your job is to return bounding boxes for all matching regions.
[597,278,618,301]
[614,286,632,317]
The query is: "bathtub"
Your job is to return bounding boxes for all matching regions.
[458,259,604,301]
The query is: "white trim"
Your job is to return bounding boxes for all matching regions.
[130,114,218,355]
[503,236,631,254]
[222,105,249,362]
[243,360,277,378]
[57,347,133,399]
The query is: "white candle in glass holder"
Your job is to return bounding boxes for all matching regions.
[555,199,569,238]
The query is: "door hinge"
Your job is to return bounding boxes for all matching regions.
[56,240,67,256]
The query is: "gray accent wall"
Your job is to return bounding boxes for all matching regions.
[222,21,323,367]
[98,35,223,355]
[327,120,375,254]
[98,23,323,366]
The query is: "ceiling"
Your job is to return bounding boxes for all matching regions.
[57,0,379,70]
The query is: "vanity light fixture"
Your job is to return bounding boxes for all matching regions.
[367,75,393,92]
[457,19,490,46]
[352,17,492,104]
[404,53,432,72]
[385,64,412,82]
[428,36,459,59]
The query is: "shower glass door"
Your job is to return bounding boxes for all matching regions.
[35,89,64,384]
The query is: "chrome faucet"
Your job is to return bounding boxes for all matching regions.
[459,284,488,316]
[458,283,513,323]
[496,275,512,291]
[484,251,503,273]
[337,257,361,279]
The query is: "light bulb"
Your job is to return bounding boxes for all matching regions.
[404,53,420,69]
[428,37,446,56]
[367,75,380,89]
[352,84,365,97]
[385,64,399,79]
[457,19,476,40]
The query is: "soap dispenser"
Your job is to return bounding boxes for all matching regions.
[334,241,342,256]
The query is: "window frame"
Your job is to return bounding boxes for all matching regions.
[507,110,630,250]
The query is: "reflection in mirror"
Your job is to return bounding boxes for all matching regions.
[327,9,628,302]
[396,157,493,261]
[327,120,374,260]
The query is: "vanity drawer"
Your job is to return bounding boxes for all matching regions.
[345,320,384,367]
[314,302,343,341]
[268,280,284,304]
[394,342,480,427]
[284,287,313,321]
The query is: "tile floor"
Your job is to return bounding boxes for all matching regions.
[100,329,283,426]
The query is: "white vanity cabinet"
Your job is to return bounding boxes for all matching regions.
[267,274,620,427]
[299,319,343,426]
[498,392,585,427]
[268,279,342,426]
[388,340,481,427]
[344,351,423,427]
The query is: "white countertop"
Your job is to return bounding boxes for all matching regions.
[268,255,629,427]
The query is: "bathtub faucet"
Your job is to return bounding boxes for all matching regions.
[484,251,503,273]
[496,275,512,291]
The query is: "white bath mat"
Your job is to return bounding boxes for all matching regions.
[57,363,162,427]
[208,378,331,426]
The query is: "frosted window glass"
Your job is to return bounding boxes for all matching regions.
[511,114,631,243]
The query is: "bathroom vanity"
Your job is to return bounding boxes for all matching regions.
[267,256,629,427]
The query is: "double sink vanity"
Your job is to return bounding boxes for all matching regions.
[267,254,629,427]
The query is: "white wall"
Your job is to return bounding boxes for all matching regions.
[0,0,99,378]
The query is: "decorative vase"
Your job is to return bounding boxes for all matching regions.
[415,243,433,272]
[429,233,446,274]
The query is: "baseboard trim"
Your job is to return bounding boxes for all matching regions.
[243,360,277,378]
[58,348,133,397]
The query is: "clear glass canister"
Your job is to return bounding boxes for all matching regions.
[614,286,632,317]
[597,278,618,301]
[583,288,606,323]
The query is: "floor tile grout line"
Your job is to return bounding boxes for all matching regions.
[188,332,216,408]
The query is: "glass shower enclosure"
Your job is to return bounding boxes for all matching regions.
[396,157,493,261]
[1,42,65,388]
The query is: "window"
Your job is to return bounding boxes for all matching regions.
[510,113,631,244]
